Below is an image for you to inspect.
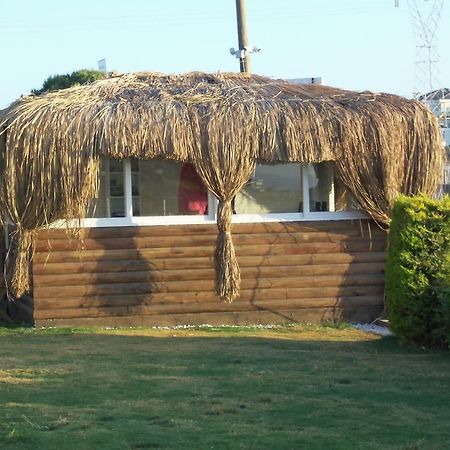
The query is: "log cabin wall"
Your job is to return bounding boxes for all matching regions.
[32,220,387,327]
[0,226,6,321]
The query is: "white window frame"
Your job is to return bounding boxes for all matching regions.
[55,160,366,229]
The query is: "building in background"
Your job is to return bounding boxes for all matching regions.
[419,88,450,194]
[288,77,323,85]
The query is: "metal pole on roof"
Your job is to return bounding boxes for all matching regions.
[235,0,250,73]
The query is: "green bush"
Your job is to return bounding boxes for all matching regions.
[386,195,450,348]
[32,69,105,95]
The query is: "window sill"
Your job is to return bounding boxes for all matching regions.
[50,210,367,229]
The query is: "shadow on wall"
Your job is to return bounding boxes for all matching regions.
[0,224,35,324]
[242,219,387,325]
[17,225,158,326]
[63,226,158,325]
[0,224,9,323]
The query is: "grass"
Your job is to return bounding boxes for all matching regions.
[0,324,449,449]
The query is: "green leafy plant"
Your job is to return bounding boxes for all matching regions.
[32,69,105,94]
[386,194,450,348]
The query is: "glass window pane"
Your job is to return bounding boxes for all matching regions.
[130,158,139,173]
[87,159,209,218]
[309,162,358,212]
[235,163,303,214]
[136,160,208,216]
[308,163,333,212]
[108,160,126,217]
[334,171,359,211]
[87,159,126,218]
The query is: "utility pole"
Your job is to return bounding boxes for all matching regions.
[235,0,250,73]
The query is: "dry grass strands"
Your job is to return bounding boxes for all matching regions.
[215,202,240,302]
[333,94,444,224]
[0,72,444,300]
[8,229,35,297]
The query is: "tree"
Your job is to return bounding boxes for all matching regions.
[32,69,106,95]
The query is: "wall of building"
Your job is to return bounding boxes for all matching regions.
[442,127,450,147]
[32,220,387,327]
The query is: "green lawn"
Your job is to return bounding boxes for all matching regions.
[0,325,449,450]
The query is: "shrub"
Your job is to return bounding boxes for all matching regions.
[386,195,450,348]
[32,69,106,95]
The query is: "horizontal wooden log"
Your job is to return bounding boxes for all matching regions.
[33,262,385,288]
[35,234,217,252]
[33,273,385,300]
[35,305,384,328]
[34,285,385,310]
[34,295,384,320]
[37,220,385,240]
[34,231,385,252]
[33,245,215,263]
[33,240,386,265]
[34,268,214,287]
[34,256,214,275]
[38,224,217,240]
[33,252,386,276]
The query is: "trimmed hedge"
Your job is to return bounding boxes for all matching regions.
[386,195,450,348]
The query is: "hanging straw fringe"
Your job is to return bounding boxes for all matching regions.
[215,201,240,302]
[8,229,35,298]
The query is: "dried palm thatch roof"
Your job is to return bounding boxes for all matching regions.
[0,71,444,300]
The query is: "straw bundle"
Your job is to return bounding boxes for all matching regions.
[0,72,444,300]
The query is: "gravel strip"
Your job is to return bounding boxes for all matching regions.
[353,323,394,336]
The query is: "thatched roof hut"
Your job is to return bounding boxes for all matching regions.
[0,72,444,301]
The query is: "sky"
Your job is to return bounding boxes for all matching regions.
[1,0,449,108]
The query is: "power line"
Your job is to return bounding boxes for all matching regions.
[397,0,445,98]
